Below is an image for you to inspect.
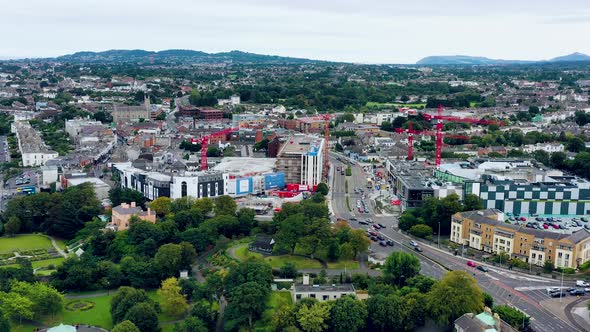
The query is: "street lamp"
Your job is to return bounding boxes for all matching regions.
[437,221,441,249]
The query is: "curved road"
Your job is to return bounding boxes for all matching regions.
[328,154,582,332]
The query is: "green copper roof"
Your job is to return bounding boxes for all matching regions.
[47,324,77,332]
[475,312,497,326]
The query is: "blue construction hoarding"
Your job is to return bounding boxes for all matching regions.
[264,173,285,190]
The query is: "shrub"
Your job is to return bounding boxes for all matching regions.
[409,224,433,238]
[65,300,95,311]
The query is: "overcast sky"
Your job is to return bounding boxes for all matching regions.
[2,0,590,63]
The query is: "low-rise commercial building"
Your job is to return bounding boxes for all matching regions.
[451,209,590,268]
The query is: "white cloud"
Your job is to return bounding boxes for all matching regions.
[1,0,590,63]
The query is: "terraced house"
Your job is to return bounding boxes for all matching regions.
[450,209,590,269]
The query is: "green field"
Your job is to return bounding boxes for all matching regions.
[233,245,323,269]
[0,234,53,252]
[11,290,182,332]
[366,102,426,109]
[326,259,360,270]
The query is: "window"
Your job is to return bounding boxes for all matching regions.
[181,181,187,197]
[323,295,329,301]
[310,294,316,298]
[296,294,301,300]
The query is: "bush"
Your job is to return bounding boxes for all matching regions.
[543,261,555,273]
[65,300,95,311]
[409,224,433,239]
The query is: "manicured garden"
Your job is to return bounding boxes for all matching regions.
[11,290,182,332]
[0,234,66,272]
[0,234,53,251]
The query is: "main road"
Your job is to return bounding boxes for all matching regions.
[328,153,581,332]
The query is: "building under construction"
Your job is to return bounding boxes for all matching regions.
[276,134,325,186]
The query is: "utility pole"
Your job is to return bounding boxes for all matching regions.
[438,221,441,249]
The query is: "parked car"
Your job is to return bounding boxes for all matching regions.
[368,230,378,236]
[477,265,489,272]
[520,217,526,221]
[546,287,560,294]
[569,289,585,296]
[386,240,394,246]
[379,241,387,247]
[414,246,423,252]
[550,291,567,298]
[543,224,549,229]
[365,218,373,223]
[359,221,369,225]
[576,280,590,287]
[370,236,378,242]
[376,235,385,241]
[372,224,381,230]
[467,261,477,267]
[581,217,588,222]
[377,223,386,229]
[349,217,358,221]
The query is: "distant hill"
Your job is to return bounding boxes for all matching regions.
[416,52,590,65]
[29,49,322,64]
[549,52,590,62]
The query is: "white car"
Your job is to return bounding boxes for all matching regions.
[546,287,560,294]
[409,240,418,247]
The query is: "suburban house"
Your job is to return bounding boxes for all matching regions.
[455,307,516,332]
[109,202,156,231]
[292,274,356,302]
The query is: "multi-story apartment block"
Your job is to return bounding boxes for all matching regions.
[451,209,590,269]
[11,121,58,167]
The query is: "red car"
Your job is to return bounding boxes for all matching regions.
[368,230,378,236]
[467,261,477,267]
[372,224,381,230]
[543,224,549,229]
[520,217,526,221]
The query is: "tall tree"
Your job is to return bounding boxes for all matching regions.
[383,252,421,286]
[0,291,33,324]
[228,281,269,328]
[158,277,189,317]
[124,302,159,332]
[330,295,367,332]
[297,302,332,332]
[110,286,152,324]
[349,229,370,258]
[148,197,173,216]
[366,294,407,332]
[154,243,183,277]
[428,270,484,327]
[4,216,20,236]
[463,194,483,211]
[214,195,237,216]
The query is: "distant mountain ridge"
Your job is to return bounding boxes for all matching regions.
[26,49,322,64]
[416,52,590,65]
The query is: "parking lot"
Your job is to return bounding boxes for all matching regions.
[505,214,589,235]
[0,136,10,163]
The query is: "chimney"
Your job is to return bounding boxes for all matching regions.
[121,203,129,209]
[493,313,501,332]
[131,202,136,208]
[147,207,152,215]
[303,274,310,285]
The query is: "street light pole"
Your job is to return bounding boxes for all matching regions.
[560,269,564,303]
[438,221,441,249]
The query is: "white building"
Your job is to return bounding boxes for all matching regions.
[11,121,58,167]
[65,118,104,138]
[521,143,565,154]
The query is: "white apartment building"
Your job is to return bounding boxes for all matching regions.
[521,143,565,154]
[11,121,58,167]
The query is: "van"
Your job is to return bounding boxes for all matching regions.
[576,280,589,287]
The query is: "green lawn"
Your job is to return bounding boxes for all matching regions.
[10,290,181,332]
[327,259,360,270]
[33,257,64,269]
[256,291,293,330]
[366,102,426,109]
[232,245,323,269]
[0,234,53,252]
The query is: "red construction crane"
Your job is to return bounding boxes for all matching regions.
[423,105,504,167]
[190,127,239,170]
[395,121,469,161]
